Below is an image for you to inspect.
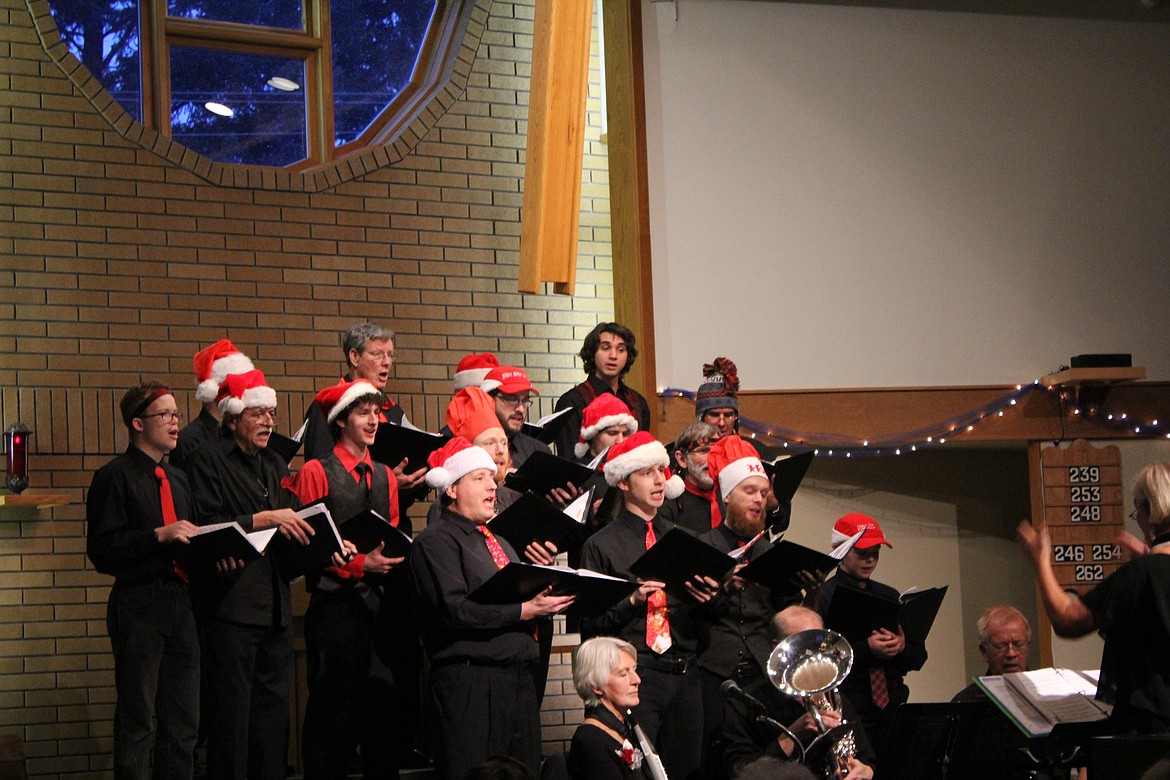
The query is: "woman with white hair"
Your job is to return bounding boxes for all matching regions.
[568,637,655,779]
[1019,461,1170,733]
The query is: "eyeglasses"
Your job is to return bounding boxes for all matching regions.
[244,408,278,421]
[497,393,532,409]
[139,410,184,424]
[1129,500,1149,520]
[363,350,395,362]
[703,410,738,421]
[988,640,1028,654]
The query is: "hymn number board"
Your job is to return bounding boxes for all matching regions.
[1040,440,1123,594]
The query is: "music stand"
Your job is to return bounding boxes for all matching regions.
[878,701,1021,779]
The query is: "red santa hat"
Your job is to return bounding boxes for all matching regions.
[453,352,500,392]
[193,339,254,403]
[446,387,505,441]
[601,431,684,499]
[482,365,539,396]
[707,435,767,501]
[832,512,892,550]
[314,379,382,425]
[216,370,277,416]
[425,437,499,492]
[575,395,638,459]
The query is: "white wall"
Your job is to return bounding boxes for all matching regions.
[642,0,1170,391]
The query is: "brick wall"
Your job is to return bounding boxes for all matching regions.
[0,0,609,774]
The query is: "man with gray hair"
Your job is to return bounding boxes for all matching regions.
[659,421,720,534]
[301,323,427,500]
[951,605,1031,702]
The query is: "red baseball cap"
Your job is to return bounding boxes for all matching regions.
[832,512,892,550]
[482,366,539,396]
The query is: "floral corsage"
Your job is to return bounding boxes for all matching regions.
[617,739,644,770]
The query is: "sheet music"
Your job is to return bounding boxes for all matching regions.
[830,529,865,560]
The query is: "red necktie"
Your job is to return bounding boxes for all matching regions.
[476,525,510,570]
[870,667,890,709]
[154,466,187,582]
[644,522,672,654]
[684,482,721,529]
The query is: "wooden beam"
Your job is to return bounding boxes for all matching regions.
[657,383,1170,447]
[602,0,657,433]
[517,0,594,295]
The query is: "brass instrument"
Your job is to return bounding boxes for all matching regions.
[766,628,857,779]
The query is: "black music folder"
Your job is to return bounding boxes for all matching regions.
[825,583,948,645]
[739,539,839,591]
[177,522,278,574]
[368,424,449,472]
[521,407,575,446]
[488,491,584,552]
[628,528,735,598]
[469,562,638,617]
[340,509,413,558]
[277,504,346,577]
[762,450,815,503]
[503,450,594,496]
[267,431,303,464]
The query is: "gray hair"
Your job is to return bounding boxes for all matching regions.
[573,636,638,708]
[675,421,718,454]
[976,605,1031,647]
[342,323,396,366]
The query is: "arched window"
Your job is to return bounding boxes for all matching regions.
[46,0,471,169]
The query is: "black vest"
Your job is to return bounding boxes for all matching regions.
[309,453,392,595]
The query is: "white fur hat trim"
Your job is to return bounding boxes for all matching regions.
[603,439,669,487]
[196,352,254,403]
[453,368,493,391]
[424,446,497,492]
[326,380,380,424]
[717,456,767,501]
[574,413,639,459]
[219,385,277,416]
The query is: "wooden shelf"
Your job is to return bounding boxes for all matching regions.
[0,491,70,520]
[1040,367,1146,386]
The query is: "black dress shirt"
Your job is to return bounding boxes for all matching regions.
[508,430,551,471]
[170,406,219,476]
[86,445,195,585]
[695,524,798,678]
[553,375,652,459]
[578,509,702,659]
[815,569,927,722]
[409,506,538,666]
[658,489,719,536]
[190,436,299,627]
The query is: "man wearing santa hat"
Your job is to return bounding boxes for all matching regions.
[579,431,719,780]
[693,436,817,767]
[572,393,637,465]
[286,379,409,780]
[409,438,575,779]
[816,513,927,756]
[171,339,254,474]
[301,323,428,510]
[189,370,322,780]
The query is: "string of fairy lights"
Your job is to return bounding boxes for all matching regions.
[660,380,1167,458]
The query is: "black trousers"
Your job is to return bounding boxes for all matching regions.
[633,661,704,780]
[107,579,200,780]
[429,663,541,780]
[302,588,405,780]
[201,620,292,780]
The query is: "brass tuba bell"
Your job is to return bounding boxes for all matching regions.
[766,628,857,779]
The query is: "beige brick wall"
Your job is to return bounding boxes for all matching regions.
[1,0,609,774]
